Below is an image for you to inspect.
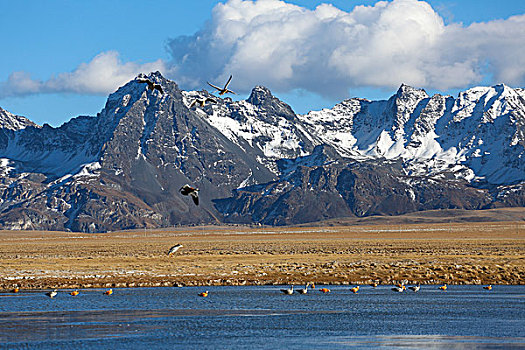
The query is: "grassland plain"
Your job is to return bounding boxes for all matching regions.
[0,210,524,290]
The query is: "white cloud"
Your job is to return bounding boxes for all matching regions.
[2,0,523,101]
[0,51,166,98]
[167,0,525,99]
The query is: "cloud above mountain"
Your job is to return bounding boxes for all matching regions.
[168,0,525,98]
[0,51,165,98]
[1,0,524,99]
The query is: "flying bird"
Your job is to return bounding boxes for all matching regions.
[137,78,164,94]
[168,244,183,256]
[46,289,58,298]
[350,286,360,294]
[180,184,199,205]
[189,96,216,108]
[439,284,447,291]
[207,75,236,95]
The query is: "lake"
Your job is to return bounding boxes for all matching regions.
[0,285,524,349]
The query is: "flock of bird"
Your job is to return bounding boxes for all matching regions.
[8,282,493,299]
[19,288,115,298]
[274,282,492,296]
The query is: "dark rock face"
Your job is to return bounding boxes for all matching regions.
[0,72,274,231]
[0,73,523,231]
[215,158,493,225]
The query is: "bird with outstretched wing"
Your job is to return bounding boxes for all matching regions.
[207,75,236,95]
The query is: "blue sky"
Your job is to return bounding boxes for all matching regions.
[1,0,524,126]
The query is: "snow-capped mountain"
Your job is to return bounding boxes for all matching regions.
[0,72,523,231]
[182,86,316,174]
[297,83,525,186]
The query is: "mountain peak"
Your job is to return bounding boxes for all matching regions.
[247,86,296,121]
[247,85,275,105]
[395,84,428,98]
[0,107,39,130]
[137,70,165,81]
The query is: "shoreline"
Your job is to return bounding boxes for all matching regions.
[1,221,524,289]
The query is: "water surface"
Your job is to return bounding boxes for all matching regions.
[0,285,523,349]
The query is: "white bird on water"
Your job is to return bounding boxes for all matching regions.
[168,244,183,256]
[391,285,406,292]
[281,285,294,295]
[297,283,310,294]
[408,284,420,292]
[46,289,58,298]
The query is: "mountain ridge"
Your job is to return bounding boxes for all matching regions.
[0,72,523,231]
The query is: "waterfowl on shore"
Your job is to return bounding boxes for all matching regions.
[408,284,420,292]
[104,289,113,295]
[369,283,378,288]
[11,287,19,293]
[207,75,236,95]
[199,291,209,297]
[168,244,183,256]
[46,289,58,298]
[319,288,330,293]
[350,286,359,294]
[70,290,79,296]
[281,285,294,295]
[297,283,309,294]
[439,284,447,291]
[483,285,493,291]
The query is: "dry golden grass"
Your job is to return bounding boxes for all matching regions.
[0,221,523,289]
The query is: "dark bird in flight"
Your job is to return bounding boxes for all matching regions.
[137,78,164,94]
[189,96,216,108]
[180,184,199,205]
[207,75,236,95]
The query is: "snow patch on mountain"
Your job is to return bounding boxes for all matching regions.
[0,158,13,176]
[183,88,313,174]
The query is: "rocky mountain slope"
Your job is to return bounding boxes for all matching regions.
[0,73,523,231]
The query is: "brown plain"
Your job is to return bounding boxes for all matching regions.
[1,213,524,290]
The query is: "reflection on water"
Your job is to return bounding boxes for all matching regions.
[0,285,523,349]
